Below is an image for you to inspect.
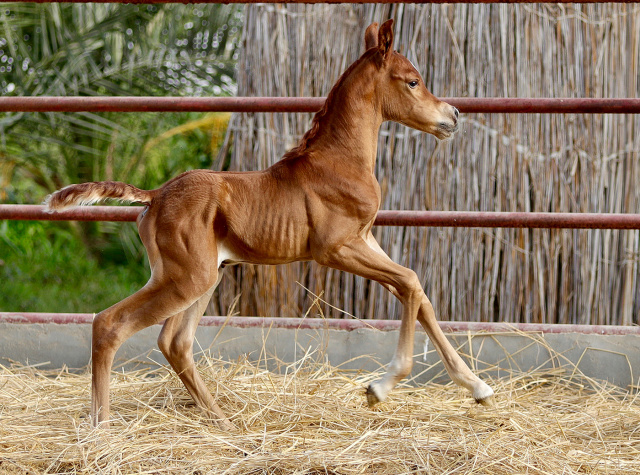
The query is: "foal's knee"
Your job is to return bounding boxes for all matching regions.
[157,330,172,358]
[397,269,424,303]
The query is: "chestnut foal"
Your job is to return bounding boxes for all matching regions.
[45,20,494,429]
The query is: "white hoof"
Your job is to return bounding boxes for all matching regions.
[366,382,387,407]
[473,381,495,406]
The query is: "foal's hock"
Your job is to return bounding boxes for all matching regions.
[45,20,494,429]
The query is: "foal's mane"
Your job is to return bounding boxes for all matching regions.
[282,48,378,160]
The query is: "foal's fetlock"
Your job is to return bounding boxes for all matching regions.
[201,404,237,431]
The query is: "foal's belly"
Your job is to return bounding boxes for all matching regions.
[215,203,313,267]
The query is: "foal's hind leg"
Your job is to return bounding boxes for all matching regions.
[91,275,217,428]
[157,271,234,430]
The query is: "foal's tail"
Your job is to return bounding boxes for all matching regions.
[43,181,156,212]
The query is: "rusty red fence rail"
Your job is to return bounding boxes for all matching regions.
[3,313,640,335]
[3,205,640,229]
[2,97,640,114]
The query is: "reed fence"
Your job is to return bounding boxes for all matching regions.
[215,3,640,326]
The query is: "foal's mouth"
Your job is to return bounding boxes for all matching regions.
[436,122,458,139]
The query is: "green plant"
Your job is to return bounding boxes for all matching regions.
[1,3,240,263]
[0,219,148,312]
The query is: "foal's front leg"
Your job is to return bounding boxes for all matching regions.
[417,298,494,405]
[315,236,424,404]
[364,233,494,406]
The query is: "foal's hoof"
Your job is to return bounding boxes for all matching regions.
[473,382,495,407]
[365,384,382,408]
[214,417,237,432]
[475,394,496,407]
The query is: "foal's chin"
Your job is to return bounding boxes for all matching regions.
[433,127,458,142]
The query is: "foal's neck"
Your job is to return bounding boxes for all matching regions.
[305,59,383,174]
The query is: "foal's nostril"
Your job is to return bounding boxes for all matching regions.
[453,107,459,119]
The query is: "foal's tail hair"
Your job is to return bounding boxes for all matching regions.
[43,181,155,212]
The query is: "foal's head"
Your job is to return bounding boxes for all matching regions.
[365,20,459,140]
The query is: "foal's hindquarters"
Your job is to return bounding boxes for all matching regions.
[91,171,235,429]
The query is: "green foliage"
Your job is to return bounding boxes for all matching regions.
[0,3,241,97]
[0,3,241,310]
[4,110,229,265]
[1,3,241,195]
[0,220,148,312]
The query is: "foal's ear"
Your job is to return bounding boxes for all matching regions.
[364,22,379,50]
[378,19,394,60]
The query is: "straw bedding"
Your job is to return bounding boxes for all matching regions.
[1,345,639,474]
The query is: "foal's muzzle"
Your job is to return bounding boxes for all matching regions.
[436,104,459,139]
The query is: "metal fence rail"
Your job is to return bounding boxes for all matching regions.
[2,312,640,335]
[3,205,640,230]
[2,97,640,114]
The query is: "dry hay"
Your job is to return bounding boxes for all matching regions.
[1,341,639,474]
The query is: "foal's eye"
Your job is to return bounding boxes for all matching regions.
[408,80,419,89]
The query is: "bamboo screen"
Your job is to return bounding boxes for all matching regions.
[210,4,640,326]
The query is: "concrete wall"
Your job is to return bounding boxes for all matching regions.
[1,321,638,390]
